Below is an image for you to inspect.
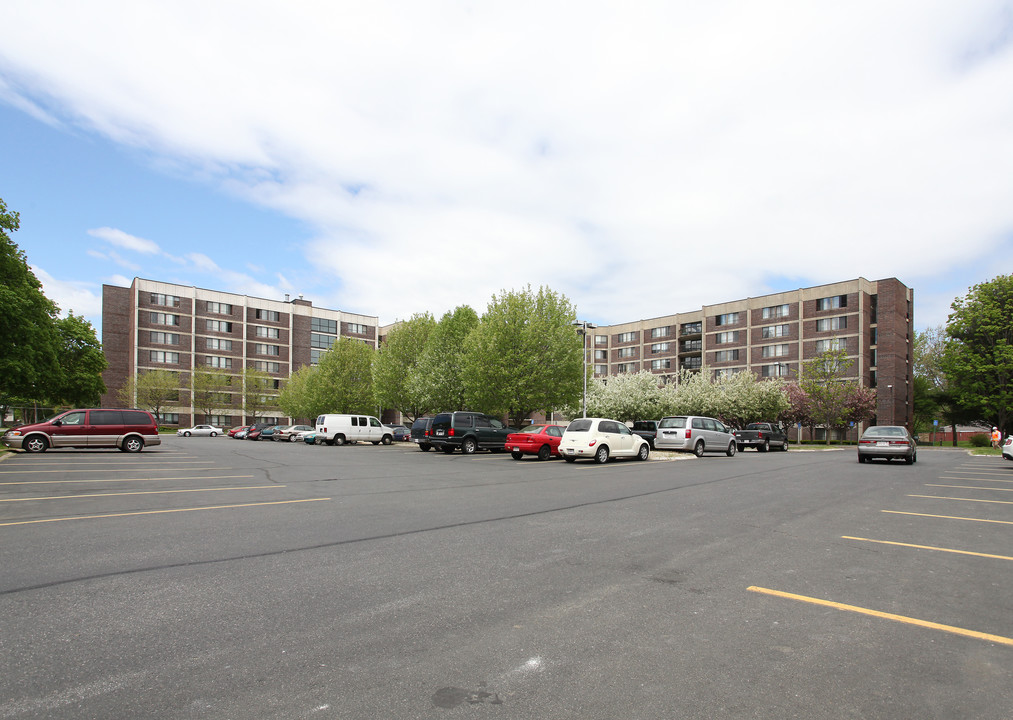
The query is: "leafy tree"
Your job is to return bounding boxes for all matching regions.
[191,366,233,423]
[313,338,375,414]
[372,312,435,421]
[0,197,61,406]
[778,383,812,444]
[47,312,107,407]
[118,369,180,421]
[798,347,862,442]
[462,286,584,428]
[913,325,946,389]
[940,275,1013,436]
[278,364,322,422]
[413,306,479,412]
[582,371,668,423]
[243,367,280,420]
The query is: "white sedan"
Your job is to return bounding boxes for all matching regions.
[177,424,224,437]
[558,417,650,463]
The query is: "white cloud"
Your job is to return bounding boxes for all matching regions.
[4,0,1013,327]
[32,265,102,318]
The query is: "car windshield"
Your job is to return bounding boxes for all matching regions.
[566,419,593,432]
[863,426,906,437]
[658,417,687,429]
[517,425,546,434]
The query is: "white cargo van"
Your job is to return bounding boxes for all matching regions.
[315,414,394,446]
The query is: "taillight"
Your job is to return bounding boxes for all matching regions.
[757,432,764,439]
[686,429,691,439]
[890,440,909,446]
[449,428,455,436]
[588,439,597,447]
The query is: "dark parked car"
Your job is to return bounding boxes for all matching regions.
[631,420,659,448]
[245,423,273,441]
[410,416,436,451]
[733,422,789,452]
[428,411,516,454]
[385,423,411,441]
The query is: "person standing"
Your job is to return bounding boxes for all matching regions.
[991,427,1002,448]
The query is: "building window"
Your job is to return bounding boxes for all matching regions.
[206,337,233,351]
[255,309,281,322]
[761,304,789,319]
[206,356,233,369]
[715,331,739,344]
[714,368,742,379]
[254,343,281,356]
[150,293,180,307]
[680,322,702,335]
[682,356,702,370]
[594,364,608,375]
[209,415,231,427]
[870,327,878,345]
[870,348,878,367]
[815,338,844,353]
[347,323,367,335]
[760,363,790,377]
[311,333,337,350]
[206,319,233,333]
[311,317,338,334]
[761,324,791,339]
[816,316,848,332]
[618,347,636,358]
[651,326,670,338]
[816,295,848,311]
[761,344,790,358]
[651,359,672,370]
[617,363,635,373]
[681,340,701,352]
[310,348,327,364]
[651,343,669,353]
[149,350,179,364]
[254,326,280,339]
[715,312,739,326]
[150,312,180,326]
[870,370,877,388]
[594,349,607,360]
[594,335,608,345]
[616,332,636,343]
[255,361,281,373]
[206,301,233,315]
[149,331,179,345]
[155,413,179,425]
[714,349,739,362]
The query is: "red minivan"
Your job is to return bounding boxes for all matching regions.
[1,408,162,453]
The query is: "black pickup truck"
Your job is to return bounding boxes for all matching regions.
[733,422,789,452]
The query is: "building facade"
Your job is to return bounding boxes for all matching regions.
[101,278,379,427]
[585,277,913,438]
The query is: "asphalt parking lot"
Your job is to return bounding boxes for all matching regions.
[0,438,1009,719]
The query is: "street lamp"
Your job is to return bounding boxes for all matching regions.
[886,384,893,425]
[573,320,597,418]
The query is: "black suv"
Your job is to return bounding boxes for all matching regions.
[631,420,659,448]
[428,411,515,454]
[410,416,436,451]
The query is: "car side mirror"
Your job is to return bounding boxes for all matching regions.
[52,419,62,426]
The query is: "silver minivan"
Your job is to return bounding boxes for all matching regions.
[655,415,737,457]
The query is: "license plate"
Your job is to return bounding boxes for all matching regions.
[565,448,574,454]
[877,441,889,447]
[514,447,520,451]
[435,430,445,436]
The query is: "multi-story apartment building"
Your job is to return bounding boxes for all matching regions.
[100,278,378,427]
[586,278,912,438]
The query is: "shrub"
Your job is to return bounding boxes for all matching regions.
[968,433,991,447]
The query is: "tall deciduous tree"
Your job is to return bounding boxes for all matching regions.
[0,197,61,405]
[941,275,1013,435]
[462,286,583,428]
[372,312,435,421]
[243,367,280,420]
[798,347,866,441]
[413,306,479,412]
[314,338,375,414]
[191,366,233,423]
[118,369,180,422]
[50,312,107,407]
[278,364,322,422]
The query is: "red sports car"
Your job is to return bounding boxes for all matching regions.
[504,424,567,461]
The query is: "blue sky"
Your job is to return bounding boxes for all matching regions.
[2,0,1013,337]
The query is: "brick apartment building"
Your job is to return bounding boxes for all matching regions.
[101,278,379,427]
[102,276,912,437]
[586,277,913,440]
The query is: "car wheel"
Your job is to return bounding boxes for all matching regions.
[290,435,299,442]
[781,439,789,451]
[537,445,552,461]
[511,451,524,460]
[563,455,577,463]
[420,444,431,452]
[737,444,744,453]
[858,455,866,463]
[759,439,769,452]
[24,435,48,453]
[183,431,191,437]
[637,443,649,461]
[122,436,144,453]
[595,445,609,464]
[442,446,455,454]
[461,437,478,455]
[913,453,917,463]
[726,441,737,457]
[334,435,345,446]
[381,435,393,445]
[210,432,217,437]
[905,454,914,465]
[693,441,705,458]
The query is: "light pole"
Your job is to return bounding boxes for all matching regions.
[573,320,597,418]
[886,384,894,425]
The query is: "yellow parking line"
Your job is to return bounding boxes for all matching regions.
[747,586,1013,647]
[0,498,330,527]
[0,467,220,474]
[938,476,1013,484]
[0,486,282,502]
[0,475,254,485]
[908,494,1013,506]
[841,536,1013,562]
[941,471,1012,477]
[882,510,1013,526]
[927,484,1013,492]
